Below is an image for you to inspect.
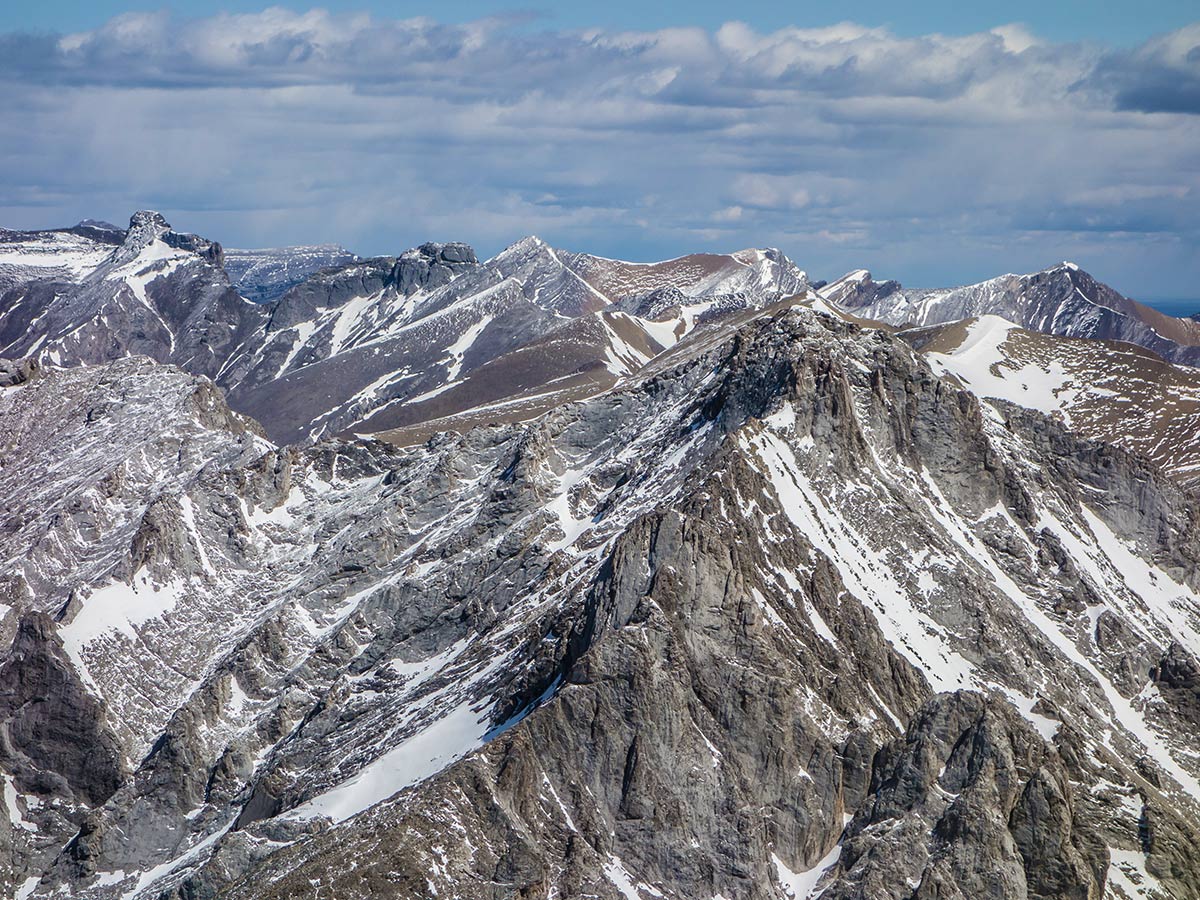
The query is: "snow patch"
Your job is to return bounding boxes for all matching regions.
[994,686,1060,741]
[773,842,842,899]
[3,776,37,832]
[924,315,1115,428]
[604,856,665,900]
[1107,847,1163,898]
[60,575,186,686]
[444,314,495,381]
[290,701,486,824]
[546,466,594,553]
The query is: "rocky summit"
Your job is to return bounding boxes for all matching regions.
[1,214,1200,900]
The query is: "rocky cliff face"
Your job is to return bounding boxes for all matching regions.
[2,298,1199,899]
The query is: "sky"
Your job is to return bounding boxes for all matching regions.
[7,1,1200,46]
[1,4,1198,297]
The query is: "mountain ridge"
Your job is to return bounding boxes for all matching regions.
[222,244,360,304]
[0,212,813,444]
[827,261,1200,366]
[899,314,1200,486]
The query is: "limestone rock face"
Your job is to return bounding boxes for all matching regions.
[0,613,125,807]
[827,692,1104,900]
[0,357,37,387]
[391,242,478,295]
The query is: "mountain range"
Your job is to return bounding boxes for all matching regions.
[2,212,1200,900]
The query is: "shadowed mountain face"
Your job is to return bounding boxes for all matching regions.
[3,214,1200,899]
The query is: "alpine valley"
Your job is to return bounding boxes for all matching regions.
[2,211,1200,900]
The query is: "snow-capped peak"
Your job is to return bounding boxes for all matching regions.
[835,268,872,285]
[489,235,552,263]
[107,210,173,266]
[124,210,171,248]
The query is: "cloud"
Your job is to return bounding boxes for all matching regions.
[0,10,1197,296]
[1083,24,1200,114]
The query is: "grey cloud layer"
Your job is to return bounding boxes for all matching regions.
[0,10,1197,293]
[1085,25,1200,114]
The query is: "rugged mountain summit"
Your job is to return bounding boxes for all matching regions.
[0,211,265,380]
[2,295,1200,898]
[829,263,1200,368]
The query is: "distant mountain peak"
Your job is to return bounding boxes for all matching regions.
[819,268,901,308]
[389,241,479,296]
[402,241,478,265]
[75,218,122,232]
[1033,260,1086,281]
[118,209,172,256]
[128,209,170,230]
[103,210,223,269]
[834,268,873,285]
[511,234,548,249]
[490,235,553,263]
[731,246,786,264]
[834,260,1200,366]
